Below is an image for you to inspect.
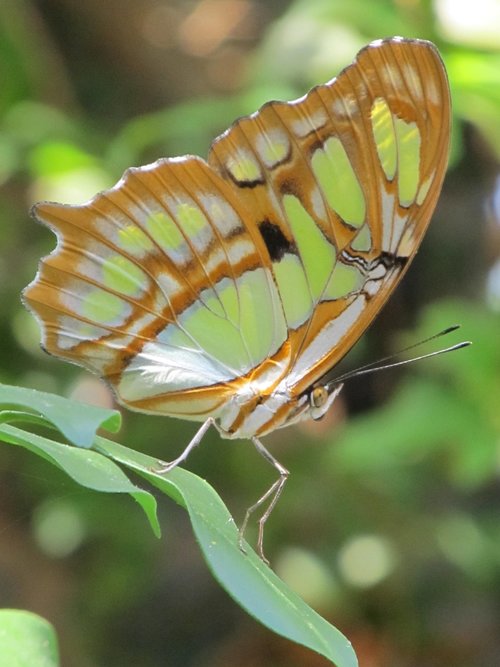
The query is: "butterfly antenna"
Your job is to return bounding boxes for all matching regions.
[326,325,471,387]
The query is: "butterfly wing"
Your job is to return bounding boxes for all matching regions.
[24,157,289,419]
[208,37,451,396]
[24,38,450,429]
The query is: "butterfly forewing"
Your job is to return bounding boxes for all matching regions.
[24,37,450,435]
[208,38,450,395]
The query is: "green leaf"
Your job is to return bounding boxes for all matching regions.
[0,423,160,538]
[0,609,59,667]
[94,438,358,667]
[0,385,357,666]
[0,383,121,447]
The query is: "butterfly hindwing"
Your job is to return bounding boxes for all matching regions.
[25,157,289,418]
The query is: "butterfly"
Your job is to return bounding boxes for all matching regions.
[24,37,451,561]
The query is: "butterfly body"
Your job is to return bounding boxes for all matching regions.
[24,37,450,556]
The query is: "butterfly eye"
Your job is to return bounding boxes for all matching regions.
[309,383,344,422]
[309,386,330,422]
[310,386,328,410]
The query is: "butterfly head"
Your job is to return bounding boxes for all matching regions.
[307,382,344,422]
[257,381,344,434]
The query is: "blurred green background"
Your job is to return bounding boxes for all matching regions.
[1,0,500,665]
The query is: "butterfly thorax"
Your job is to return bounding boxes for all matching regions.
[216,379,344,439]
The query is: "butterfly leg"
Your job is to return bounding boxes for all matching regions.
[239,437,289,564]
[155,417,214,473]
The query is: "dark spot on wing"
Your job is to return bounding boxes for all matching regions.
[258,219,296,262]
[378,251,408,270]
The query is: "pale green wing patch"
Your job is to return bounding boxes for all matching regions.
[174,269,285,373]
[144,211,185,256]
[350,224,372,252]
[82,289,127,324]
[283,195,336,301]
[324,262,365,300]
[273,255,312,329]
[371,97,397,181]
[102,255,148,296]
[225,149,263,183]
[311,137,366,228]
[394,118,421,207]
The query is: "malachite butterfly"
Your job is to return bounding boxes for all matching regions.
[24,37,451,560]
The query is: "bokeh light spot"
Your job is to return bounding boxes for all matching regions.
[337,534,397,588]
